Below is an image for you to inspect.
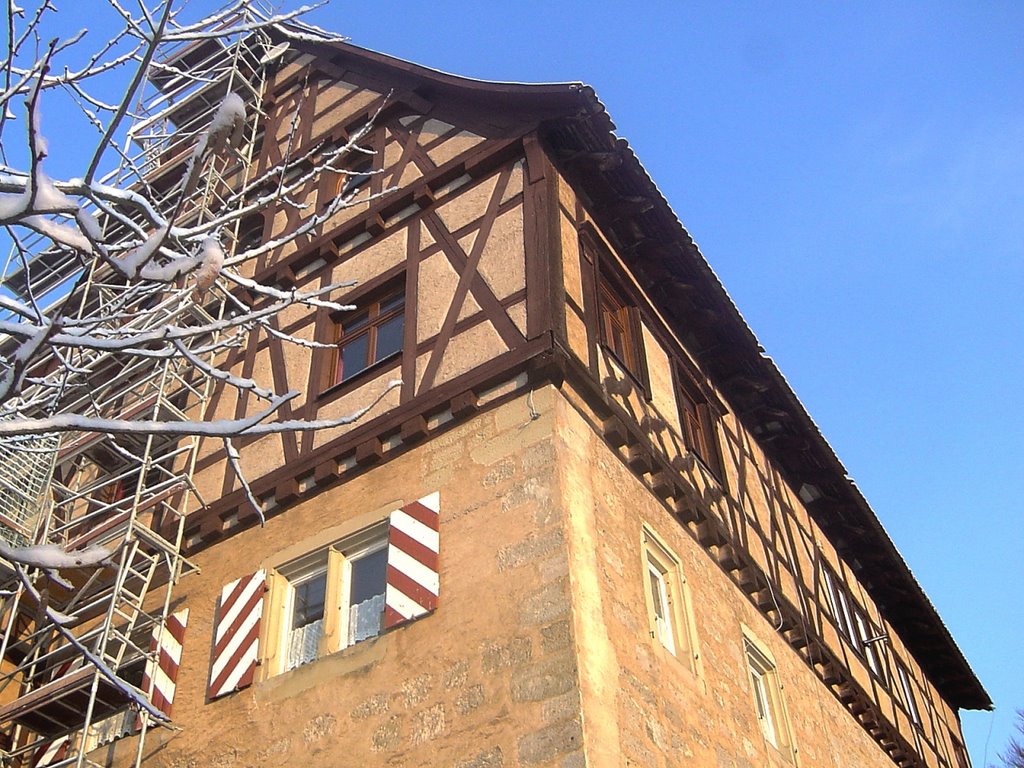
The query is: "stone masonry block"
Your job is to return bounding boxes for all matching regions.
[497,529,564,571]
[518,718,584,765]
[540,620,572,654]
[511,654,577,702]
[455,684,485,715]
[411,703,446,745]
[457,747,504,768]
[443,660,469,689]
[482,636,533,671]
[371,716,402,752]
[501,476,551,514]
[519,578,571,625]
[351,693,389,720]
[543,689,581,724]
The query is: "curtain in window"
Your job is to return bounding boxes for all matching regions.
[288,619,324,669]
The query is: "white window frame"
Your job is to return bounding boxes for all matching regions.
[742,633,796,763]
[897,661,921,727]
[647,555,676,655]
[641,526,700,674]
[267,523,388,676]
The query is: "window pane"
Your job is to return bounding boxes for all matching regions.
[349,547,387,645]
[344,309,370,334]
[340,333,370,381]
[375,314,404,361]
[293,573,327,629]
[288,619,324,669]
[351,547,388,605]
[379,293,404,314]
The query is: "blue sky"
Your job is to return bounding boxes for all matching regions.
[17,0,1023,764]
[313,3,1021,763]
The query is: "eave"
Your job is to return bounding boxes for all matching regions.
[537,86,991,712]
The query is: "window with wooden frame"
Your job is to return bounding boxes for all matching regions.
[743,635,796,762]
[641,527,698,671]
[333,282,405,385]
[675,369,724,480]
[598,273,645,383]
[821,562,856,643]
[337,151,374,200]
[268,525,389,674]
[208,494,440,699]
[854,608,886,680]
[896,659,922,727]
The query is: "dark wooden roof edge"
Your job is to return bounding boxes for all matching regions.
[275,29,587,120]
[262,32,990,711]
[543,87,990,711]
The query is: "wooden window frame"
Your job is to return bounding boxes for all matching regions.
[337,151,375,199]
[673,367,725,482]
[321,130,382,211]
[597,269,649,391]
[329,277,406,390]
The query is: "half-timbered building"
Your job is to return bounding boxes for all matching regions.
[3,24,989,768]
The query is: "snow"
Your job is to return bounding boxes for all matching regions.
[192,236,224,294]
[121,226,170,277]
[206,93,246,153]
[0,542,112,569]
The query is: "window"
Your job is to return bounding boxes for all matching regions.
[854,609,885,679]
[208,493,441,699]
[744,637,795,760]
[273,525,388,673]
[647,551,676,654]
[896,661,921,727]
[338,153,374,198]
[334,286,404,384]
[642,528,698,666]
[598,275,645,381]
[822,564,856,642]
[675,373,723,479]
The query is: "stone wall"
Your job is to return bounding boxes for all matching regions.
[554,392,919,768]
[108,387,583,768]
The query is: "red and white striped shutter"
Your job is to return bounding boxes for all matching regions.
[143,608,188,716]
[31,737,68,767]
[385,492,440,629]
[208,571,266,700]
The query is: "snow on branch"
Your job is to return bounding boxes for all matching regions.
[0,1,396,521]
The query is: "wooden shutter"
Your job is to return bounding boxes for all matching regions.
[208,571,265,700]
[143,608,189,716]
[384,492,440,629]
[31,738,68,767]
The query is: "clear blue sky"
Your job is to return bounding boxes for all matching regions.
[26,0,1024,764]
[310,3,1020,762]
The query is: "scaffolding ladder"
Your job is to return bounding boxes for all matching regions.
[0,7,277,766]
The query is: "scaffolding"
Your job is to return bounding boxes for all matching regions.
[0,8,280,766]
